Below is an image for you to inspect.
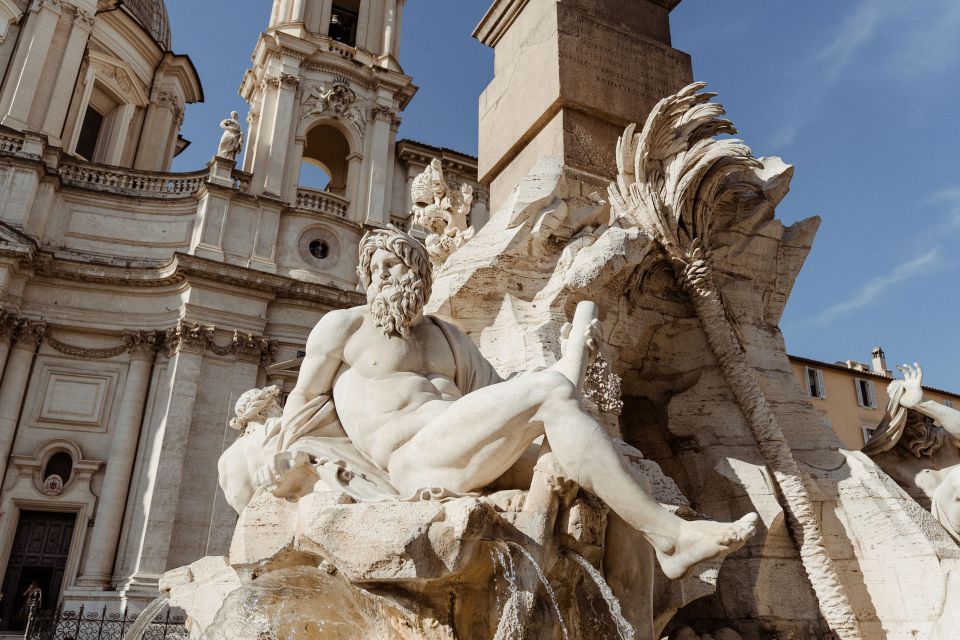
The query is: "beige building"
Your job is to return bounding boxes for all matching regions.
[0,0,486,626]
[789,348,960,450]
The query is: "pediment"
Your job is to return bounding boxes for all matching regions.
[0,220,38,257]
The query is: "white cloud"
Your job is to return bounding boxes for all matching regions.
[814,248,942,326]
[930,189,960,230]
[818,0,902,78]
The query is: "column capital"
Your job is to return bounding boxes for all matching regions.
[123,330,161,361]
[233,332,278,365]
[12,319,46,349]
[32,0,63,15]
[74,7,95,30]
[0,311,19,345]
[164,321,214,356]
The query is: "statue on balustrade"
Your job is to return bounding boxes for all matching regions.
[216,111,243,161]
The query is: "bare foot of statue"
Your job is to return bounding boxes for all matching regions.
[655,513,760,580]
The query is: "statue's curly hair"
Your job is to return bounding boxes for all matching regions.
[229,385,281,431]
[357,225,432,299]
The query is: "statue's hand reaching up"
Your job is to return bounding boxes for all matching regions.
[559,318,602,359]
[897,363,924,409]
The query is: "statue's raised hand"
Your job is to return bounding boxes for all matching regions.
[897,363,924,409]
[559,318,602,359]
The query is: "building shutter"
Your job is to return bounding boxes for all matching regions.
[854,379,865,407]
[865,380,876,408]
[816,369,826,399]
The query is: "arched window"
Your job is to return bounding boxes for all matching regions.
[43,452,73,485]
[300,123,351,197]
[330,0,360,46]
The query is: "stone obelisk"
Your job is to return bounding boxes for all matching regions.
[474,0,692,212]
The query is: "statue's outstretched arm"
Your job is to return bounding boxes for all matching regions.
[897,363,960,436]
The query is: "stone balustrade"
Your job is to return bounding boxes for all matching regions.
[59,162,208,199]
[295,187,349,218]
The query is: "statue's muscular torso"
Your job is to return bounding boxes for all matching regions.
[314,307,464,469]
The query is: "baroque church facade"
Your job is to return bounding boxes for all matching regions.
[0,0,486,624]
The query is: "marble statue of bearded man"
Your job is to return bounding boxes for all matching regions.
[223,226,758,580]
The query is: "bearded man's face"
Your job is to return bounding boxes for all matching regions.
[367,248,426,338]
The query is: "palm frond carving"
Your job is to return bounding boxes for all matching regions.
[609,82,863,640]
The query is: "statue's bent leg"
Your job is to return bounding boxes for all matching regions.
[531,375,758,580]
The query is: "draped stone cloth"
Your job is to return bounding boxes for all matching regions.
[861,380,909,456]
[219,316,503,512]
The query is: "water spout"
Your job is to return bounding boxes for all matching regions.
[123,596,170,640]
[568,552,635,640]
[502,541,569,640]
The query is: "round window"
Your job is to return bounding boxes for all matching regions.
[309,240,330,260]
[298,227,340,268]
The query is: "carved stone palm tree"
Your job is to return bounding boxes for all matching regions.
[607,83,862,640]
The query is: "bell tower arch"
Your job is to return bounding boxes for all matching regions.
[242,0,415,225]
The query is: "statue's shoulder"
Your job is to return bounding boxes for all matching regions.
[309,307,365,343]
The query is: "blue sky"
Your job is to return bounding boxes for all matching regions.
[169,1,960,389]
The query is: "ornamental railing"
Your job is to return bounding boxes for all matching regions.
[295,187,349,218]
[24,603,188,640]
[59,162,207,199]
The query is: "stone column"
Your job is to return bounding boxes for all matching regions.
[317,0,333,36]
[345,151,364,221]
[291,0,306,24]
[382,0,397,57]
[106,102,136,166]
[0,321,45,487]
[120,323,206,588]
[277,0,291,24]
[363,106,395,226]
[75,332,158,589]
[263,73,299,198]
[40,8,95,143]
[0,312,18,383]
[1,0,62,129]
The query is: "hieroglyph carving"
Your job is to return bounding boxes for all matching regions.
[300,81,366,133]
[605,83,861,639]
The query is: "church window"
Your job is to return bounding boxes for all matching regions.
[330,1,359,47]
[43,451,73,485]
[805,366,826,399]
[75,106,105,161]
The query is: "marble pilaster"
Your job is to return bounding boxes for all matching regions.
[40,8,95,143]
[117,323,206,589]
[0,0,62,129]
[76,332,159,588]
[0,320,45,487]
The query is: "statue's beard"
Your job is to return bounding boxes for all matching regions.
[369,272,426,338]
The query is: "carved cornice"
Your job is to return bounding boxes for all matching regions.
[164,321,278,364]
[0,310,277,364]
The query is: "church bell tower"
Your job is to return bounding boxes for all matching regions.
[241,0,415,226]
